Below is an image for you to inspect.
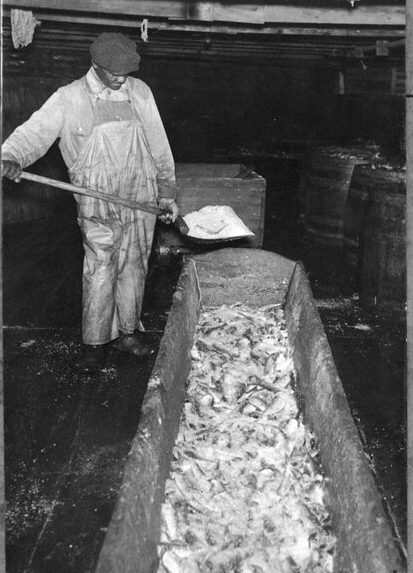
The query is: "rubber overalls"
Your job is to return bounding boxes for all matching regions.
[69,81,158,345]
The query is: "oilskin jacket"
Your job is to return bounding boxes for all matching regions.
[2,69,177,344]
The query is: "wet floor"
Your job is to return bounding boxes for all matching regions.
[3,158,407,570]
[3,216,181,572]
[5,329,153,573]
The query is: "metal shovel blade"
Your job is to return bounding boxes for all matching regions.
[182,205,255,243]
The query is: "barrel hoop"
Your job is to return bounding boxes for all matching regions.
[309,166,354,179]
[306,227,343,244]
[307,174,352,191]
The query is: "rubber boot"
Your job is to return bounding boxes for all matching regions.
[114,331,155,357]
[79,344,107,373]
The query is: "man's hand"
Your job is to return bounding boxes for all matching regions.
[2,160,22,182]
[158,198,179,224]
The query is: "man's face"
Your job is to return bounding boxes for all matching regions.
[92,62,128,91]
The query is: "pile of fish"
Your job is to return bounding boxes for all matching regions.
[157,303,336,573]
[370,162,406,172]
[316,145,380,161]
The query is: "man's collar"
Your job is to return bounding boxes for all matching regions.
[86,66,129,96]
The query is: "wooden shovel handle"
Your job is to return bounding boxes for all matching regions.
[20,171,163,215]
[19,171,189,235]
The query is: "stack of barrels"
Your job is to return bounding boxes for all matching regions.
[299,145,406,314]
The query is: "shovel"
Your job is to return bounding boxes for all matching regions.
[19,171,190,235]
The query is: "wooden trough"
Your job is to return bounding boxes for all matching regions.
[95,248,404,573]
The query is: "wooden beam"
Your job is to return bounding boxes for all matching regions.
[261,3,405,27]
[3,9,405,38]
[3,21,404,65]
[5,0,185,18]
[203,2,406,27]
[4,1,406,27]
[189,2,265,24]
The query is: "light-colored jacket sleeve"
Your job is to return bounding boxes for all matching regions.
[136,83,177,200]
[2,91,65,168]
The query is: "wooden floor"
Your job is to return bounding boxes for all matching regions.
[3,216,180,572]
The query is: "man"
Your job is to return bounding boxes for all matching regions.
[2,32,179,372]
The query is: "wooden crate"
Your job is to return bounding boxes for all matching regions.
[159,163,266,250]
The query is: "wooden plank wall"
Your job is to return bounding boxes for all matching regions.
[2,47,88,224]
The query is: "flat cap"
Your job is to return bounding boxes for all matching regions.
[90,32,140,75]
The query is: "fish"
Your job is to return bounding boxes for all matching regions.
[157,303,336,573]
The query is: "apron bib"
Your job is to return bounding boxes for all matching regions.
[69,85,158,221]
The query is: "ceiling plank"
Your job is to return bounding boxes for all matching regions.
[262,3,405,26]
[3,9,405,38]
[4,1,406,27]
[2,9,405,37]
[4,0,187,19]
[203,2,405,26]
[190,2,265,24]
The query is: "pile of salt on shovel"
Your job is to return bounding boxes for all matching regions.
[183,206,255,241]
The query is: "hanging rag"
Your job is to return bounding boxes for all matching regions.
[141,19,149,43]
[10,9,39,49]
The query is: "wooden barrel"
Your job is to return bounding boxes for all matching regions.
[305,146,378,247]
[359,165,406,313]
[343,164,377,284]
